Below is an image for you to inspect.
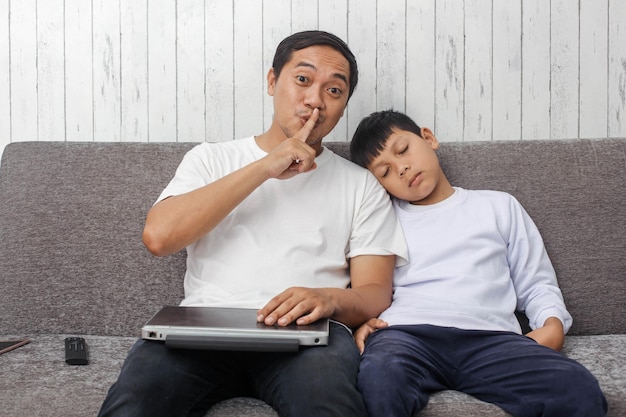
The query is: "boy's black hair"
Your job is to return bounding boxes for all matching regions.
[272,30,359,100]
[350,110,422,168]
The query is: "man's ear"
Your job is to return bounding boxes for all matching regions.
[267,68,276,96]
[420,127,440,150]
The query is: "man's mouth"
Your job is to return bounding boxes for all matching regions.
[300,114,323,127]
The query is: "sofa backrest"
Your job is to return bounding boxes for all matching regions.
[1,139,624,337]
[0,142,191,337]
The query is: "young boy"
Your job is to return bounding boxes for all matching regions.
[349,110,607,417]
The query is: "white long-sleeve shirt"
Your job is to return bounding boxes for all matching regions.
[379,187,572,334]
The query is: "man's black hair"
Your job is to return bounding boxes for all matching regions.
[272,30,359,100]
[350,110,422,168]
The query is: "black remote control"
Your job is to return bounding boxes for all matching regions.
[65,337,88,365]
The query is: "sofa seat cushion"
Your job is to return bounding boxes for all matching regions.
[0,334,136,416]
[1,334,623,417]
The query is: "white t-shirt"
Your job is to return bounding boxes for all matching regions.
[157,137,408,308]
[379,187,572,334]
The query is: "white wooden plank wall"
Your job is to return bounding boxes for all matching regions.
[1,0,625,157]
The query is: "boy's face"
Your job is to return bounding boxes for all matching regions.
[367,128,448,205]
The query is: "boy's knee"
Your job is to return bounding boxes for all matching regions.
[567,370,607,415]
[546,364,607,417]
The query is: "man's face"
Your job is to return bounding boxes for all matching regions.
[268,45,350,148]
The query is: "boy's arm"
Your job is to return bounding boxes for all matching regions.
[525,317,565,351]
[506,196,573,336]
[354,318,388,354]
[257,254,395,328]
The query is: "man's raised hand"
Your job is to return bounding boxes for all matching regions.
[261,109,320,180]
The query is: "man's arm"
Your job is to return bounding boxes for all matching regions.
[334,254,395,325]
[143,111,320,257]
[143,161,272,257]
[257,254,395,328]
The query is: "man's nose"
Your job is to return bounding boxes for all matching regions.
[399,165,409,177]
[304,88,324,110]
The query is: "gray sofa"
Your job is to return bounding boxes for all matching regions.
[1,139,624,417]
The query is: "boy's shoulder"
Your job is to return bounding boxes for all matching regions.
[462,188,523,210]
[461,187,513,199]
[465,189,530,219]
[469,188,514,200]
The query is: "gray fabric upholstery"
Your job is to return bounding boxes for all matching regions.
[0,142,190,337]
[1,139,624,417]
[1,333,623,417]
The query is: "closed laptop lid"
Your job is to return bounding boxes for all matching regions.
[141,306,329,352]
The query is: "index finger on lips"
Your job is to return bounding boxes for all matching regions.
[294,108,319,143]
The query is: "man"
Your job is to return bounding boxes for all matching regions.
[98,31,407,417]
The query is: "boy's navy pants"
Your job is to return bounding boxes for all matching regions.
[358,324,607,417]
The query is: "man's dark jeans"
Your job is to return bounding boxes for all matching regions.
[98,322,366,417]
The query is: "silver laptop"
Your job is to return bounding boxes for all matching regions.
[142,306,329,352]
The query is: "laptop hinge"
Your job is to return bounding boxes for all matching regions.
[165,335,300,352]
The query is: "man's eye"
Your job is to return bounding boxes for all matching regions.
[296,75,308,83]
[328,87,342,95]
[399,146,408,155]
[381,168,390,178]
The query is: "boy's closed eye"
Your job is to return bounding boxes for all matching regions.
[376,145,409,178]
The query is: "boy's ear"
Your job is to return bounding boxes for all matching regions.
[420,127,440,150]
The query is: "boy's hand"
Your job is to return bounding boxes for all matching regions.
[525,317,565,351]
[261,109,320,180]
[354,318,388,354]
